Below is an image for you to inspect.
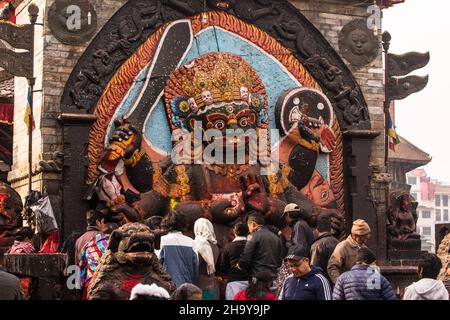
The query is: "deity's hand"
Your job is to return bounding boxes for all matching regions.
[329,211,345,238]
[312,208,345,239]
[109,196,143,223]
[240,175,269,213]
[210,200,241,225]
[106,118,142,162]
[312,117,336,152]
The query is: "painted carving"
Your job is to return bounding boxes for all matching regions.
[0,183,23,252]
[88,223,176,300]
[338,20,379,67]
[386,193,421,250]
[92,50,344,243]
[58,3,379,247]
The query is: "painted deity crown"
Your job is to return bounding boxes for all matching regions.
[164,52,268,131]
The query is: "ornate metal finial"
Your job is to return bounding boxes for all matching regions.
[28,3,39,24]
[382,31,391,52]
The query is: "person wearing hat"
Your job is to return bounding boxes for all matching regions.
[327,219,371,284]
[332,247,397,300]
[279,245,332,300]
[282,203,314,254]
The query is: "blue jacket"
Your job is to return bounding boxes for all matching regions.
[160,232,199,288]
[332,264,398,300]
[280,266,332,300]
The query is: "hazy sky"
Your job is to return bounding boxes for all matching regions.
[383,0,450,182]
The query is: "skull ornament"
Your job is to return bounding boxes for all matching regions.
[202,91,214,106]
[240,86,249,102]
[188,98,199,112]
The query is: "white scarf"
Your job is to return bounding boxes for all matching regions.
[193,218,217,275]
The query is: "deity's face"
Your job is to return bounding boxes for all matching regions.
[399,194,412,212]
[192,102,258,156]
[301,170,336,208]
[240,87,249,102]
[348,29,371,56]
[201,91,214,106]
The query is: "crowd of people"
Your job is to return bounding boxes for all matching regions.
[1,203,449,300]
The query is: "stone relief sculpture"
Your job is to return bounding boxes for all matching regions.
[339,19,379,68]
[386,192,421,250]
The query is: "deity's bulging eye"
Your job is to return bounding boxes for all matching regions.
[214,120,226,130]
[321,190,329,201]
[202,91,214,106]
[239,117,249,128]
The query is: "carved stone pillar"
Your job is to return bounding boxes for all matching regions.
[58,113,96,240]
[343,130,381,256]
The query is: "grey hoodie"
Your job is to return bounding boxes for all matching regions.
[404,278,449,300]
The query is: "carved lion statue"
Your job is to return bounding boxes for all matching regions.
[87,223,176,300]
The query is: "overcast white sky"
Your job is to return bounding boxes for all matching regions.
[383,0,450,182]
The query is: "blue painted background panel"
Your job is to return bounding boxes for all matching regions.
[106,26,329,178]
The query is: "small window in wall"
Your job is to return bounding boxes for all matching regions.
[444,209,449,222]
[443,195,449,207]
[407,177,417,185]
[422,227,431,236]
[436,209,442,222]
[422,211,431,219]
[436,195,441,206]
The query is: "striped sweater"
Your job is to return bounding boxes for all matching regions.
[79,233,109,286]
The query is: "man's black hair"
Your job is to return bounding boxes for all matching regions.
[172,283,202,300]
[162,212,188,232]
[145,216,163,230]
[316,217,332,233]
[356,247,377,265]
[418,253,442,279]
[233,222,249,237]
[86,210,104,227]
[246,271,274,300]
[15,227,34,241]
[247,212,265,226]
